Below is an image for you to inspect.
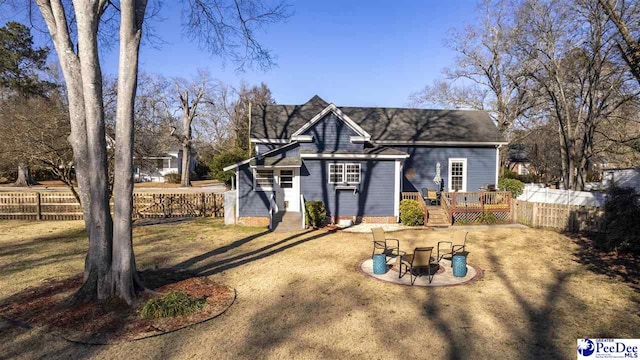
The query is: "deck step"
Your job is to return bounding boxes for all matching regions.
[426,208,450,227]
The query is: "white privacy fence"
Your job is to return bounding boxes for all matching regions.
[517,184,607,207]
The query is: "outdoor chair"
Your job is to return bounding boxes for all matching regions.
[422,188,438,205]
[371,227,400,262]
[398,247,436,285]
[437,231,468,265]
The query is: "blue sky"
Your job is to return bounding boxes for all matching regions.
[4,0,479,107]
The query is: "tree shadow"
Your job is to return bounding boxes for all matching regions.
[568,233,639,292]
[486,247,576,359]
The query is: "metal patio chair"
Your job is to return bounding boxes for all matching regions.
[422,188,438,205]
[398,247,436,285]
[437,231,468,265]
[371,227,400,262]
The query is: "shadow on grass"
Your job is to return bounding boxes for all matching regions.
[569,233,639,292]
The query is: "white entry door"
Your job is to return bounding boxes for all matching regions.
[278,169,299,212]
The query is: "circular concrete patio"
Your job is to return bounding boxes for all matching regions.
[359,257,481,287]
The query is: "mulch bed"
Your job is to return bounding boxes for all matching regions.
[0,273,235,344]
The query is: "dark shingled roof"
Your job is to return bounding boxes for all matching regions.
[251,95,505,143]
[300,146,408,156]
[249,157,301,167]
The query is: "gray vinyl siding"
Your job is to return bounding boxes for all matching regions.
[238,144,301,217]
[300,113,363,152]
[392,146,497,192]
[256,143,284,154]
[301,159,395,217]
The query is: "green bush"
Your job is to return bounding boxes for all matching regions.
[600,185,640,253]
[209,148,248,186]
[305,200,327,228]
[164,172,181,184]
[140,291,206,319]
[498,177,525,198]
[479,211,499,225]
[399,199,424,226]
[502,169,537,183]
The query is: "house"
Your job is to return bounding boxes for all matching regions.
[223,95,507,227]
[602,167,640,192]
[134,147,196,182]
[507,144,533,176]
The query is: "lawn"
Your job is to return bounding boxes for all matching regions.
[0,219,638,359]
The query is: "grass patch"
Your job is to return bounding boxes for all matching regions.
[140,291,206,319]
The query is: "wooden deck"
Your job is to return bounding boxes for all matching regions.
[402,191,512,225]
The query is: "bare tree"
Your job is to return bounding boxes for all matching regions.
[513,0,639,190]
[443,0,533,134]
[597,0,640,86]
[171,76,206,187]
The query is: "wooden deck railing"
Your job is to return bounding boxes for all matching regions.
[401,192,429,224]
[441,191,511,212]
[403,191,512,225]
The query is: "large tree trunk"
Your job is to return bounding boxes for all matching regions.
[14,164,32,186]
[181,142,191,187]
[36,0,146,305]
[70,0,114,303]
[111,0,147,305]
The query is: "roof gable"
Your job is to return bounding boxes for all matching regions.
[250,97,507,144]
[291,103,370,139]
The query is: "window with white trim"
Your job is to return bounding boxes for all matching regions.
[279,170,293,188]
[328,163,344,183]
[448,158,467,192]
[345,163,361,184]
[254,169,274,191]
[328,163,361,184]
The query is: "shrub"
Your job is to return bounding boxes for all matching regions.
[498,177,524,198]
[479,211,499,225]
[502,169,537,183]
[399,199,424,226]
[600,185,640,253]
[140,291,206,319]
[164,172,181,184]
[305,200,327,228]
[209,148,248,186]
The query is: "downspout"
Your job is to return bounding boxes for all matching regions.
[496,144,502,189]
[248,101,252,157]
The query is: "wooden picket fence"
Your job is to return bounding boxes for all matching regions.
[511,199,604,233]
[0,192,224,220]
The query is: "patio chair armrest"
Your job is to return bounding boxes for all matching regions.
[437,241,452,249]
[452,244,465,253]
[386,239,400,248]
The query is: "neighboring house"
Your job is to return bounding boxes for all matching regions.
[507,144,532,176]
[223,95,507,227]
[134,147,196,182]
[602,168,640,192]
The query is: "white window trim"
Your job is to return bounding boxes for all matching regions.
[345,163,361,184]
[253,169,275,191]
[328,163,345,184]
[448,158,468,192]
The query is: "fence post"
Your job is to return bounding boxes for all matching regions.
[532,202,538,227]
[201,193,206,216]
[35,192,42,221]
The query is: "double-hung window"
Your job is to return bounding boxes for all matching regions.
[254,169,274,191]
[345,163,361,184]
[328,163,361,184]
[448,158,467,192]
[328,163,344,184]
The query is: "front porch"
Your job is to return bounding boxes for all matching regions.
[401,191,512,226]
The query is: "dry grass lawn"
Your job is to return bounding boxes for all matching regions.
[0,219,638,359]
